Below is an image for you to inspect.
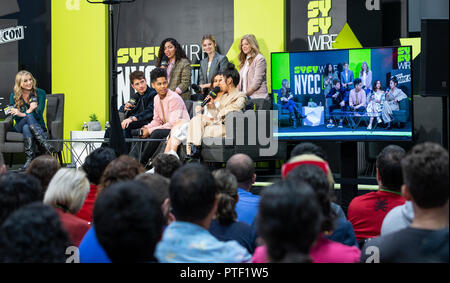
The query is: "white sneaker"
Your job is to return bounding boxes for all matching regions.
[327,122,335,128]
[367,124,373,130]
[377,118,382,124]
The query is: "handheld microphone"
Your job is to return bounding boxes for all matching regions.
[125,97,137,116]
[161,55,169,68]
[201,86,220,107]
[30,95,38,104]
[191,84,202,93]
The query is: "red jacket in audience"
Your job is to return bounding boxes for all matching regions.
[76,184,98,223]
[56,207,91,247]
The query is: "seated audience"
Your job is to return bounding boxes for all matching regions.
[25,155,60,198]
[226,154,259,225]
[93,181,164,262]
[186,63,247,158]
[76,147,117,222]
[286,163,358,248]
[382,76,408,129]
[361,143,449,263]
[151,153,182,178]
[155,163,251,263]
[135,173,174,226]
[0,203,71,263]
[326,79,348,129]
[290,142,346,221]
[348,145,406,244]
[0,172,42,225]
[156,38,192,100]
[237,34,268,99]
[97,155,145,195]
[256,179,323,263]
[380,201,414,236]
[209,169,257,254]
[140,67,190,164]
[43,168,90,246]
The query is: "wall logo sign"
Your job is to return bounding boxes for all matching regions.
[365,0,380,11]
[0,26,24,45]
[307,0,337,50]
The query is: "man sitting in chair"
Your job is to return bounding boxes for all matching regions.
[348,78,367,128]
[326,79,348,129]
[139,68,190,164]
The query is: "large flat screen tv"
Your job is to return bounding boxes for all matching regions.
[271,46,413,141]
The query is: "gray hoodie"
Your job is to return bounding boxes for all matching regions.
[380,201,414,236]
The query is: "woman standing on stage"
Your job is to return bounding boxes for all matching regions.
[237,34,268,100]
[156,38,192,100]
[9,70,54,170]
[198,34,229,91]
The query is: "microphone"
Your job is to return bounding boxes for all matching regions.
[161,55,169,68]
[191,84,202,93]
[201,86,220,107]
[30,95,38,104]
[125,97,137,116]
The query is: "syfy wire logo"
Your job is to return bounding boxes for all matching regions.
[398,47,411,70]
[307,0,337,51]
[0,26,24,45]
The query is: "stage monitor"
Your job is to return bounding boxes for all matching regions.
[271,46,413,142]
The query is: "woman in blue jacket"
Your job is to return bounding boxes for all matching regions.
[10,70,54,169]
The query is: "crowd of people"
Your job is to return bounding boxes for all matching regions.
[323,62,408,130]
[0,140,447,263]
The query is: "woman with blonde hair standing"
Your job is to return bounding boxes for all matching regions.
[9,70,54,170]
[237,34,268,100]
[198,34,229,91]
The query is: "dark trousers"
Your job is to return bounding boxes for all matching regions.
[13,115,47,139]
[328,103,348,120]
[103,120,149,152]
[141,129,171,165]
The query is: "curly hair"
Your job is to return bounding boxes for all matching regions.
[152,153,182,178]
[0,202,71,263]
[156,38,188,67]
[97,155,145,196]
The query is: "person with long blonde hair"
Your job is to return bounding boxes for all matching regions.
[9,70,54,170]
[237,34,268,100]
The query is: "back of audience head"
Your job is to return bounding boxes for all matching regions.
[170,163,217,224]
[0,172,42,225]
[290,142,328,161]
[212,169,238,225]
[94,180,164,262]
[286,164,335,233]
[226,153,255,191]
[0,152,5,174]
[401,142,449,209]
[25,155,60,193]
[43,168,90,215]
[135,173,173,225]
[81,147,117,185]
[258,179,323,263]
[376,145,406,192]
[98,155,145,195]
[152,153,182,178]
[0,202,70,263]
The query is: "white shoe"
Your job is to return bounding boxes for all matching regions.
[367,124,373,130]
[167,149,180,159]
[377,118,382,124]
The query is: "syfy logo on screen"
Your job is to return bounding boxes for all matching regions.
[293,65,326,95]
[0,26,24,45]
[307,0,337,50]
[397,47,411,70]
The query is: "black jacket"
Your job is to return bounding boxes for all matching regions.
[120,86,156,124]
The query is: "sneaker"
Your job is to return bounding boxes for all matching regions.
[367,124,373,130]
[377,117,382,124]
[327,122,335,128]
[338,121,343,128]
